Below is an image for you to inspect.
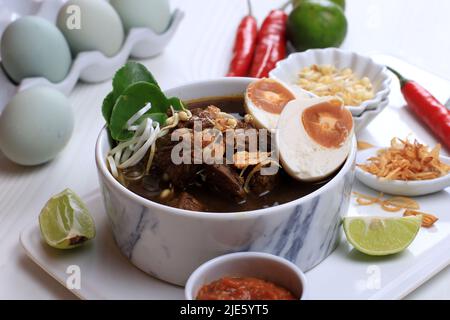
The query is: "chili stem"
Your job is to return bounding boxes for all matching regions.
[387,66,409,87]
[280,0,291,11]
[247,0,253,16]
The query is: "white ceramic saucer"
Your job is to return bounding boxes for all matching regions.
[356,147,450,196]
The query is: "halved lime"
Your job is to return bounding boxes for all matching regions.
[343,215,421,256]
[39,189,95,249]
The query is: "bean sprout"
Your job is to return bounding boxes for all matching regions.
[121,148,132,163]
[118,121,160,169]
[146,142,157,174]
[107,104,162,176]
[218,112,237,120]
[243,159,281,193]
[127,103,152,129]
[107,155,119,178]
[107,101,190,179]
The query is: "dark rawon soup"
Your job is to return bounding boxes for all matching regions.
[122,96,335,212]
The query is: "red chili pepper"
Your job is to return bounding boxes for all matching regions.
[226,0,258,77]
[249,9,288,79]
[388,67,450,150]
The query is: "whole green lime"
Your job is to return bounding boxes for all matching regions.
[332,0,346,9]
[288,0,348,52]
[292,0,346,10]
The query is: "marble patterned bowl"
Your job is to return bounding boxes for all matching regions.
[95,77,357,286]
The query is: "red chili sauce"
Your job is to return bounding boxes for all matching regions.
[196,277,296,300]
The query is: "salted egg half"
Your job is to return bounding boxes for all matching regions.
[276,96,354,181]
[244,78,296,130]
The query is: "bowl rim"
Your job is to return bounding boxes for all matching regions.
[184,251,308,300]
[95,77,357,220]
[269,48,392,112]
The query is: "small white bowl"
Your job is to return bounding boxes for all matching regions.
[269,48,392,116]
[356,147,450,196]
[185,252,308,300]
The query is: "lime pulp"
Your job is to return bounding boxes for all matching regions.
[343,215,422,256]
[39,189,95,249]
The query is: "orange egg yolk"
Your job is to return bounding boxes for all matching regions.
[247,79,295,114]
[301,99,353,148]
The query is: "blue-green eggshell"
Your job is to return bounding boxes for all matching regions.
[110,0,171,33]
[0,87,74,166]
[1,16,72,84]
[57,0,125,57]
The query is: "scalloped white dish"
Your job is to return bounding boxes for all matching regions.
[0,9,184,111]
[356,147,450,196]
[354,98,389,133]
[269,48,392,116]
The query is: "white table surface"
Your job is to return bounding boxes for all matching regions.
[1,0,450,299]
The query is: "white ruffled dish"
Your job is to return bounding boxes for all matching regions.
[269,48,392,116]
[354,98,389,133]
[0,9,184,111]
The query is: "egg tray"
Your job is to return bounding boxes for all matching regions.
[0,9,184,112]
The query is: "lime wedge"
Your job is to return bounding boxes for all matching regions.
[343,215,421,256]
[39,189,95,249]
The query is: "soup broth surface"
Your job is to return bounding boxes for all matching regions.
[127,96,336,212]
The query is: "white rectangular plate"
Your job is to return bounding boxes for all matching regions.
[20,55,450,299]
[21,191,184,300]
[20,186,450,300]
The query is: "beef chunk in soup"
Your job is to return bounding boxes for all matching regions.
[153,133,200,188]
[176,192,205,211]
[204,164,246,200]
[248,171,280,195]
[167,164,199,189]
[180,106,220,129]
